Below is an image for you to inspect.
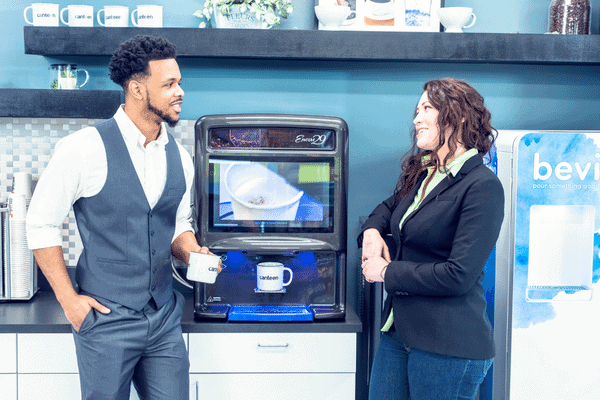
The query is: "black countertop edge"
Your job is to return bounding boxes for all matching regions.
[0,291,362,334]
[0,89,122,119]
[24,26,600,65]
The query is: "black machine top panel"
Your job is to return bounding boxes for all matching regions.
[208,127,336,151]
[195,114,348,252]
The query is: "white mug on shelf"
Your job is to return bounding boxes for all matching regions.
[60,5,94,27]
[131,5,163,28]
[49,64,89,90]
[97,5,129,27]
[314,5,352,30]
[437,7,476,33]
[24,3,59,26]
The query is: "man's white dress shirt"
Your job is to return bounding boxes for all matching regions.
[26,106,195,250]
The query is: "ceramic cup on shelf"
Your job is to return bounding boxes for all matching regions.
[314,5,352,30]
[131,5,163,28]
[437,7,476,33]
[23,3,59,26]
[60,5,94,27]
[97,5,129,27]
[49,64,89,90]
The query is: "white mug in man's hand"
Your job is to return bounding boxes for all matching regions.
[187,252,220,284]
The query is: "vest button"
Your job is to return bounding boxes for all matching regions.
[150,231,155,236]
[152,249,156,255]
[153,268,157,274]
[151,286,156,291]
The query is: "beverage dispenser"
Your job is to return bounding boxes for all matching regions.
[493,130,600,399]
[193,114,348,322]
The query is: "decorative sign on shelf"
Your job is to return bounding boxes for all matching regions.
[314,0,443,32]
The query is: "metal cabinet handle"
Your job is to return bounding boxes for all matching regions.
[257,343,289,348]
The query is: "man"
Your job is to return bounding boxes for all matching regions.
[26,35,211,400]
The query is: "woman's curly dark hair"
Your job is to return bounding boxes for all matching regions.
[108,35,177,88]
[393,78,497,204]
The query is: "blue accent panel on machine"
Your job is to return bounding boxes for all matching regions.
[228,305,314,321]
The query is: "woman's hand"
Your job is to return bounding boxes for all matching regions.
[362,255,388,283]
[361,228,391,263]
[361,228,391,283]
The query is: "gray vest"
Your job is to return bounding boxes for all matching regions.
[73,118,185,311]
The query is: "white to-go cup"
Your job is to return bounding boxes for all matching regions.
[24,3,59,26]
[11,172,33,199]
[97,5,129,27]
[256,262,293,292]
[60,5,94,27]
[131,5,163,28]
[187,252,220,284]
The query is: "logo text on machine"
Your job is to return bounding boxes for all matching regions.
[533,152,600,181]
[295,134,327,146]
[259,276,279,280]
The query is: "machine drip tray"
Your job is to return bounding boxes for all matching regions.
[228,305,313,321]
[254,287,286,294]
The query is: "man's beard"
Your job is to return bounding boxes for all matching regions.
[146,91,180,128]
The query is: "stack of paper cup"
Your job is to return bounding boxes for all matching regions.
[12,172,32,205]
[9,172,32,298]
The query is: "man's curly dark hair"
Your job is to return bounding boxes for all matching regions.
[108,35,177,88]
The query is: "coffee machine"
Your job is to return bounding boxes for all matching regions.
[193,114,348,321]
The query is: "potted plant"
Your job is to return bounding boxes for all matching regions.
[194,0,294,29]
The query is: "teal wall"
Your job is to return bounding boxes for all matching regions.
[4,0,600,311]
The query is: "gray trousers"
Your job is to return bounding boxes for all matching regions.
[72,290,189,400]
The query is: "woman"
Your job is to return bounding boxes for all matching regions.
[359,78,504,400]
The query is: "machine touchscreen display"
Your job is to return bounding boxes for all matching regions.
[208,156,334,233]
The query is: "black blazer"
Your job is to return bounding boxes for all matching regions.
[360,153,504,360]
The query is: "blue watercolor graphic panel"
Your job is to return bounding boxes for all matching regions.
[513,133,600,328]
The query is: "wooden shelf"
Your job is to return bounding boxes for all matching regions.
[0,89,122,118]
[24,26,600,65]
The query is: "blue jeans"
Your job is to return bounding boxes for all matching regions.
[369,331,493,400]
